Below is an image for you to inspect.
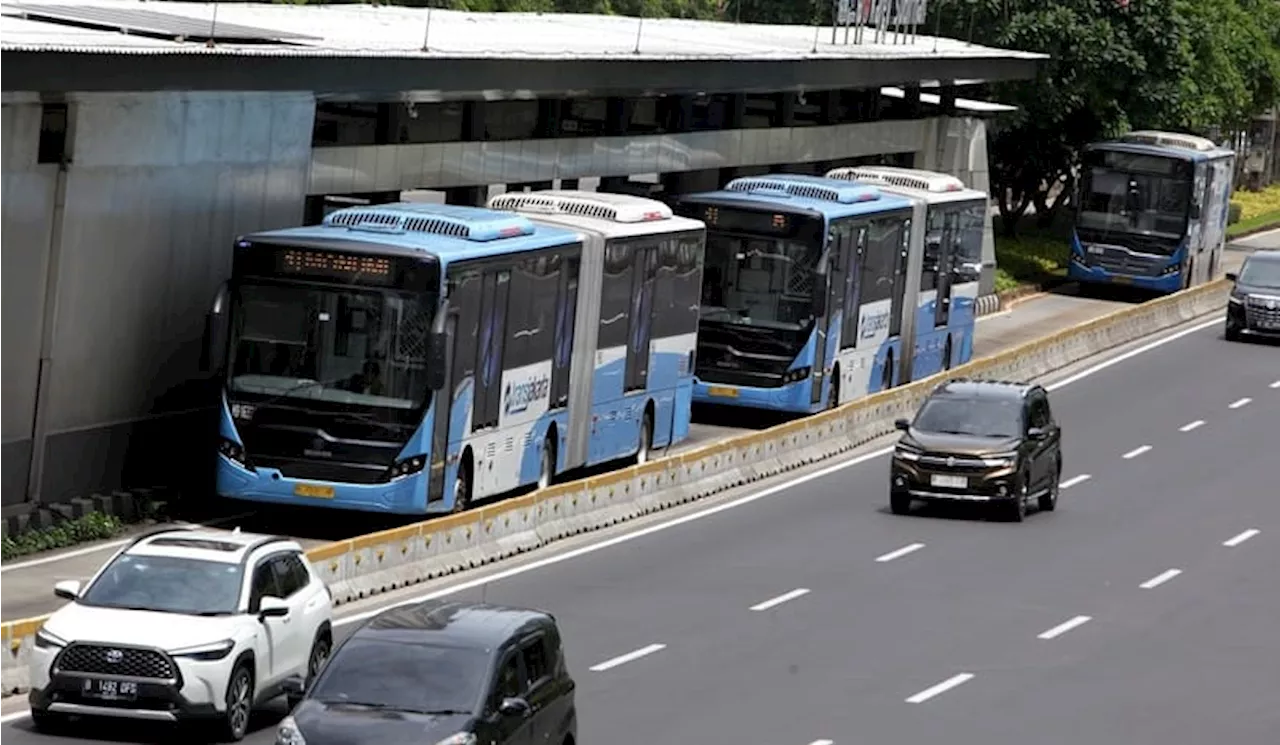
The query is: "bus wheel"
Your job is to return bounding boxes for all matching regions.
[943,337,953,371]
[828,369,841,410]
[451,459,473,514]
[538,434,556,490]
[881,352,894,391]
[636,410,653,465]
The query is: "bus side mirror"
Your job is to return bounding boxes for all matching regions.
[200,282,229,375]
[426,331,448,391]
[1190,203,1201,219]
[810,270,828,316]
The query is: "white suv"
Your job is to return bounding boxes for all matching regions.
[28,528,333,741]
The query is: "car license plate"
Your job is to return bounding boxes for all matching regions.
[931,474,968,489]
[1112,276,1133,285]
[707,386,739,398]
[294,483,335,499]
[82,678,138,701]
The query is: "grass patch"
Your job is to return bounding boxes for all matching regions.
[1232,184,1280,222]
[1227,208,1280,238]
[1,512,125,561]
[993,221,1070,293]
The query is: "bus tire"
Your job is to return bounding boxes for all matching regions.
[881,351,894,391]
[828,366,841,410]
[538,431,556,490]
[636,408,653,465]
[452,454,473,514]
[943,336,953,371]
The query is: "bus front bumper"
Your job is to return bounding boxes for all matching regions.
[692,378,817,413]
[1068,260,1183,293]
[216,455,436,514]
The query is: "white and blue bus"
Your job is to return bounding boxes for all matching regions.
[825,166,985,381]
[206,197,704,515]
[1070,130,1235,293]
[676,174,941,414]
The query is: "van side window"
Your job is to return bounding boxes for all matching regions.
[494,653,523,704]
[521,636,550,686]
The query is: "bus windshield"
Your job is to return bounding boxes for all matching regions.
[700,232,822,331]
[1077,153,1191,246]
[227,282,437,411]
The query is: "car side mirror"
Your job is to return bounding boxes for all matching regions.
[498,696,532,718]
[1225,271,1238,282]
[894,418,911,432]
[54,580,81,601]
[258,596,290,619]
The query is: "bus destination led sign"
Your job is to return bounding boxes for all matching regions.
[277,248,394,284]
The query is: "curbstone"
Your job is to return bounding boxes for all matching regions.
[0,279,1230,697]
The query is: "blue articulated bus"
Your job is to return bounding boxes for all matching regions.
[825,166,986,382]
[675,174,933,414]
[204,196,704,515]
[1070,130,1236,293]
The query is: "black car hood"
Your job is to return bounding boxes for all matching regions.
[902,429,1020,455]
[1235,280,1280,296]
[293,699,475,745]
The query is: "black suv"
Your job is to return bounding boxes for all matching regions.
[276,600,576,745]
[890,379,1063,522]
[1225,249,1280,342]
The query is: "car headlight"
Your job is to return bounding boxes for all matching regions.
[434,734,477,745]
[276,715,307,745]
[169,639,235,661]
[1228,294,1243,305]
[35,628,67,649]
[893,446,922,461]
[980,453,1018,468]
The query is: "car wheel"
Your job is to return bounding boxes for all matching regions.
[221,662,254,742]
[890,490,912,516]
[289,635,330,709]
[29,710,62,733]
[1039,462,1060,512]
[1225,321,1241,342]
[1006,473,1028,523]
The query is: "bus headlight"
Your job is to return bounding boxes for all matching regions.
[386,455,427,481]
[782,367,811,384]
[218,439,251,468]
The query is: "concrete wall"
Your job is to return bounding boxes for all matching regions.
[309,118,935,195]
[1,102,59,507]
[1,92,316,510]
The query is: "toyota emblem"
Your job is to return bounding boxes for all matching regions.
[946,456,956,467]
[105,649,124,664]
[1268,299,1278,310]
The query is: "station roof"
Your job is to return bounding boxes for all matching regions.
[1,0,1044,99]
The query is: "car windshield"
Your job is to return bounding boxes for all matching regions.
[913,397,1024,439]
[311,638,487,714]
[700,232,821,331]
[79,554,243,615]
[1238,257,1280,289]
[227,282,436,410]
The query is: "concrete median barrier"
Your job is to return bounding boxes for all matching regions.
[0,279,1230,696]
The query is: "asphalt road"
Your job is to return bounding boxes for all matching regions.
[5,307,1276,743]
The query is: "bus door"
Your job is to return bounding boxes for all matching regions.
[427,311,459,503]
[933,209,956,328]
[474,270,510,431]
[811,224,850,407]
[625,244,657,392]
[1187,161,1209,280]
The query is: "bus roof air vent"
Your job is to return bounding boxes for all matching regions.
[488,190,673,223]
[1119,130,1217,152]
[324,203,536,241]
[825,166,966,193]
[725,175,881,204]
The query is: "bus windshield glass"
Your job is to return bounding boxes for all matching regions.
[1078,151,1191,245]
[227,282,437,411]
[700,232,822,331]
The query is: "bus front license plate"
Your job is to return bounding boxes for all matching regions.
[1112,276,1133,284]
[707,386,738,398]
[294,483,335,499]
[931,474,967,489]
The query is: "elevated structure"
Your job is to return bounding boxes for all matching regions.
[0,0,1041,512]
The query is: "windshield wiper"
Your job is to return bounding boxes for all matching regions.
[240,375,353,410]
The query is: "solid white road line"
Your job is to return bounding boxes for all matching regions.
[1140,569,1183,589]
[588,643,667,672]
[1229,397,1252,409]
[0,711,31,724]
[1059,474,1091,489]
[875,543,925,563]
[1223,529,1261,548]
[1037,615,1093,640]
[0,302,1220,727]
[750,588,811,612]
[1122,445,1152,460]
[905,673,976,704]
[808,740,835,745]
[1179,420,1205,432]
[1271,380,1280,389]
